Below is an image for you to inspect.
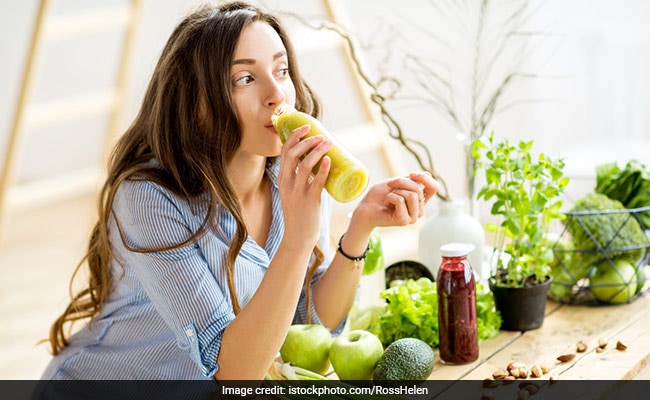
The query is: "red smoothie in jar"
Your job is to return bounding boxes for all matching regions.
[436,243,479,364]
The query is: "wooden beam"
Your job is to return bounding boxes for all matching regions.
[321,0,405,178]
[7,165,102,211]
[45,5,132,40]
[0,0,52,242]
[104,0,143,160]
[26,89,117,128]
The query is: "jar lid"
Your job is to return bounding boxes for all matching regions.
[440,242,475,257]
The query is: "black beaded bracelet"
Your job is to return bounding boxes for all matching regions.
[337,234,369,267]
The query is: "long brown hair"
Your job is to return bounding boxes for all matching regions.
[49,1,323,355]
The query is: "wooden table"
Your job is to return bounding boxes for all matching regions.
[426,288,650,398]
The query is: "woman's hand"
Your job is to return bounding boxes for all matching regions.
[349,171,440,234]
[277,125,331,245]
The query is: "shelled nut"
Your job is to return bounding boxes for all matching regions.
[540,362,550,374]
[576,340,588,353]
[598,338,608,349]
[557,353,576,363]
[492,369,508,380]
[507,362,526,371]
[519,367,529,379]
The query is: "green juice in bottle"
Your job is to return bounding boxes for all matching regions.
[271,106,369,203]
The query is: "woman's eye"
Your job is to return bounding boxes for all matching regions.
[234,75,253,86]
[276,67,289,78]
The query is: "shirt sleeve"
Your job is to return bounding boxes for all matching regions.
[293,193,348,336]
[113,179,231,377]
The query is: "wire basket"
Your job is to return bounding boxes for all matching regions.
[548,205,650,305]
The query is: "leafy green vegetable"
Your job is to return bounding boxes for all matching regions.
[475,282,502,341]
[376,278,439,348]
[565,193,648,281]
[374,278,501,349]
[595,160,650,229]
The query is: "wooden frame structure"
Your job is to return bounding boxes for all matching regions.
[0,0,142,242]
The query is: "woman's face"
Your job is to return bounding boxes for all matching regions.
[231,21,296,158]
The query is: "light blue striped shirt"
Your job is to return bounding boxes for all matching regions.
[41,158,341,380]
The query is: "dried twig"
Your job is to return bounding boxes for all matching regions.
[281,0,561,203]
[282,13,451,200]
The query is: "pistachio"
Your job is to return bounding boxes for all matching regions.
[503,375,517,384]
[557,353,576,363]
[616,340,627,351]
[596,347,604,353]
[510,367,521,378]
[519,367,529,379]
[540,362,550,374]
[492,369,509,380]
[598,337,608,349]
[508,361,526,371]
[530,364,543,377]
[576,340,588,353]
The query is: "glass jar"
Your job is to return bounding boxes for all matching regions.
[271,106,369,203]
[436,243,479,364]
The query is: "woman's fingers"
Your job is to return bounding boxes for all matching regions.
[295,137,332,180]
[386,188,424,223]
[279,124,332,197]
[383,192,411,225]
[310,155,331,189]
[408,171,440,202]
[379,172,439,224]
[283,124,311,146]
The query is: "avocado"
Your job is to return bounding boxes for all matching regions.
[373,337,435,381]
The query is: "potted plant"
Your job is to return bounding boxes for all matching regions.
[471,132,569,331]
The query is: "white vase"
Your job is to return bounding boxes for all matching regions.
[418,199,487,281]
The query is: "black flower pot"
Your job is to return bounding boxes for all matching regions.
[489,276,552,331]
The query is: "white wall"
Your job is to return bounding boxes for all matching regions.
[1,0,649,206]
[0,0,649,380]
[343,0,650,205]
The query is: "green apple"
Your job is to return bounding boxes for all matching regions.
[589,259,637,304]
[349,305,385,333]
[329,329,384,380]
[636,266,647,294]
[280,324,332,374]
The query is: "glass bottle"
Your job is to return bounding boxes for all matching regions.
[271,106,369,203]
[437,242,479,364]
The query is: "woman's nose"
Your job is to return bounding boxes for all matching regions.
[265,78,286,108]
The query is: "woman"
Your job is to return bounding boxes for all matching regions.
[41,1,438,381]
